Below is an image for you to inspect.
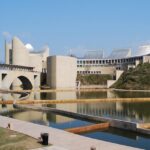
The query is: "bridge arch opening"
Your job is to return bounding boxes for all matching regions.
[10,76,33,90]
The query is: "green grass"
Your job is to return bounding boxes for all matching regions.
[112,63,150,90]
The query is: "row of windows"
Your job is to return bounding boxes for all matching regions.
[77,71,101,74]
[77,65,113,67]
[77,57,143,65]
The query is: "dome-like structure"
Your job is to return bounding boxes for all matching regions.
[136,45,150,56]
[25,43,34,51]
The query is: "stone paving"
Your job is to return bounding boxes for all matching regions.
[32,146,68,150]
[0,116,142,150]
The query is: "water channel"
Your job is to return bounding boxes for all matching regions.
[0,90,150,149]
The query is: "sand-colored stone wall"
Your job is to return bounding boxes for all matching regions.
[47,56,77,89]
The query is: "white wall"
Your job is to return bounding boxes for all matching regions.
[0,70,40,90]
[5,36,49,73]
[47,56,77,89]
[29,54,43,72]
[77,66,116,75]
[107,70,124,88]
[12,37,29,66]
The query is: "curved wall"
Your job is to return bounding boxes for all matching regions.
[12,37,29,66]
[47,56,77,89]
[5,36,49,73]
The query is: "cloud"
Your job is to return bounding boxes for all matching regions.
[2,31,12,41]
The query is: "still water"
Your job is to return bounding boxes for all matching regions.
[82,128,150,150]
[1,107,150,149]
[0,90,150,149]
[1,90,150,123]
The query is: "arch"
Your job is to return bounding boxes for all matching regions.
[10,76,33,90]
[2,73,34,90]
[17,76,33,90]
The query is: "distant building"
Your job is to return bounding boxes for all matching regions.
[77,48,150,76]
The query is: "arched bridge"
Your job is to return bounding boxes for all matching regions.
[0,64,40,90]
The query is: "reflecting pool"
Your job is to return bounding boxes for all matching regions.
[0,90,150,149]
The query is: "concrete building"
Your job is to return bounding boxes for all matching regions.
[77,48,150,76]
[2,36,150,90]
[0,64,40,90]
[47,56,77,89]
[76,48,150,88]
[5,36,49,72]
[3,36,49,90]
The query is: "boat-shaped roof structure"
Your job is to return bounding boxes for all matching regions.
[107,49,131,59]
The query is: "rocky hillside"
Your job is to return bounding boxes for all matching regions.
[112,63,150,90]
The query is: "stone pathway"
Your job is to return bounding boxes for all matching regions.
[32,146,68,150]
[0,116,142,150]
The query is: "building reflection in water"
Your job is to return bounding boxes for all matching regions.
[0,91,77,125]
[0,92,41,101]
[45,91,77,123]
[0,90,150,123]
[77,102,150,123]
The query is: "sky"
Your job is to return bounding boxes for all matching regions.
[1,0,150,62]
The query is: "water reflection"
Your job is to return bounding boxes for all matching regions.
[40,91,113,100]
[77,102,150,123]
[112,90,150,98]
[40,90,150,100]
[41,91,77,100]
[40,91,150,123]
[0,92,41,100]
[0,90,150,149]
[1,103,149,150]
[1,90,150,101]
[2,106,91,129]
[1,90,150,123]
[47,102,150,123]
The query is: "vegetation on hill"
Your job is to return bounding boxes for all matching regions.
[112,63,150,90]
[77,74,112,85]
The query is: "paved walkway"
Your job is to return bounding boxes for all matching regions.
[0,116,142,150]
[32,146,68,150]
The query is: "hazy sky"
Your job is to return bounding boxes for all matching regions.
[1,0,150,62]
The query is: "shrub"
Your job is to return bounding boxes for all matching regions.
[77,74,112,85]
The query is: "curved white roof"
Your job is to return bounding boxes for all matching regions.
[83,50,104,59]
[136,45,150,56]
[108,49,131,59]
